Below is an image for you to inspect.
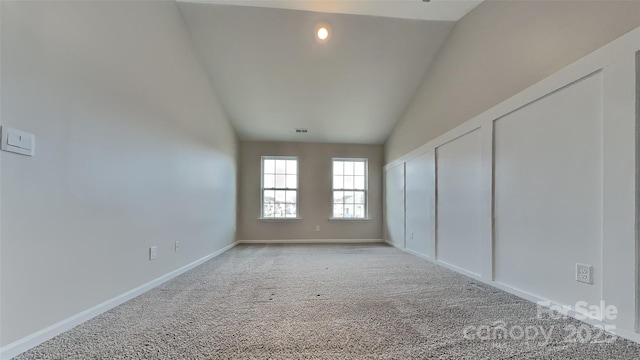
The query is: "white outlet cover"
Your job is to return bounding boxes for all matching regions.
[576,263,593,284]
[149,246,158,261]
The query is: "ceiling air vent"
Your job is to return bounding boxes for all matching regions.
[295,129,308,134]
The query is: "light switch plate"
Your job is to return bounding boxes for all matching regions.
[1,126,35,156]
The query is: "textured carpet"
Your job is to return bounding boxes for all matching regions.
[14,244,640,359]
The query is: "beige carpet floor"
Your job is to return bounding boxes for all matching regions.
[14,243,640,359]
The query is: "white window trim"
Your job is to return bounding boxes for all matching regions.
[260,156,300,220]
[330,157,369,220]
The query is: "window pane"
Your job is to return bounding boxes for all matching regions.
[344,191,354,204]
[285,191,296,203]
[262,157,298,218]
[344,204,354,218]
[264,190,275,203]
[333,176,343,189]
[264,174,275,188]
[344,161,354,175]
[263,204,273,217]
[285,203,296,217]
[333,191,343,204]
[286,175,296,189]
[263,190,275,217]
[287,160,297,174]
[264,159,275,174]
[333,161,343,175]
[330,159,367,218]
[274,202,285,217]
[286,204,296,217]
[333,204,343,218]
[344,176,354,189]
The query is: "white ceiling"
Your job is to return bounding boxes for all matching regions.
[177,1,479,144]
[177,0,483,22]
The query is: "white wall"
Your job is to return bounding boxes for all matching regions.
[384,164,405,247]
[494,72,603,309]
[404,152,435,259]
[600,53,638,332]
[0,0,237,352]
[384,28,639,341]
[435,130,482,276]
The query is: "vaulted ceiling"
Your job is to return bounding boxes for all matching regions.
[177,0,481,144]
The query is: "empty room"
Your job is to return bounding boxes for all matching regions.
[2,0,640,358]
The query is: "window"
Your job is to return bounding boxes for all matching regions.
[332,158,367,219]
[261,156,298,218]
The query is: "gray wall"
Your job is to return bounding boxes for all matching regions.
[0,1,237,346]
[385,0,640,162]
[238,141,383,240]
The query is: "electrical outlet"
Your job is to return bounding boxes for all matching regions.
[316,225,320,232]
[149,246,158,261]
[410,232,414,240]
[576,263,593,284]
[174,241,180,252]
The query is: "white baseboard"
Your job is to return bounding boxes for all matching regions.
[433,259,482,280]
[0,241,239,360]
[488,280,640,344]
[385,240,481,279]
[610,326,640,344]
[401,247,431,261]
[239,239,384,244]
[389,241,640,345]
[384,240,404,249]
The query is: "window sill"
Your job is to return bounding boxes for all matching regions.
[258,217,303,222]
[329,218,371,222]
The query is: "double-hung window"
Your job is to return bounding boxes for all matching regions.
[261,156,298,218]
[332,158,367,219]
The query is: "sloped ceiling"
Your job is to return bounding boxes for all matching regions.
[178,1,478,143]
[178,0,482,21]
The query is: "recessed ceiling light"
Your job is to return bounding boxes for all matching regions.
[314,23,331,43]
[317,27,328,40]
